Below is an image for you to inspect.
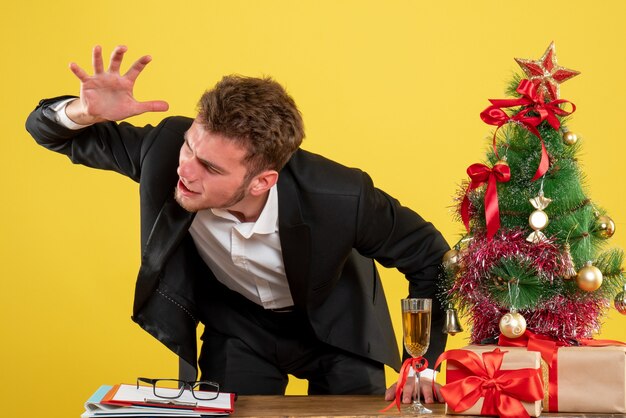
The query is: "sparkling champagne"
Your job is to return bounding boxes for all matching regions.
[402,309,431,358]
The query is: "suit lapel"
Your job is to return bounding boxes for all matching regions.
[277,172,311,308]
[133,198,195,315]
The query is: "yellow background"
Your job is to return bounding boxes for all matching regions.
[2,1,625,417]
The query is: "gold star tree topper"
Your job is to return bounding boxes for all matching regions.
[515,42,580,100]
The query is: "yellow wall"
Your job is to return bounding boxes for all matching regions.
[2,1,625,416]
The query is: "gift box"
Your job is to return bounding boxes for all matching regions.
[535,344,626,413]
[471,338,626,414]
[436,345,543,418]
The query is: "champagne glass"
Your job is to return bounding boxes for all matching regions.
[401,298,432,414]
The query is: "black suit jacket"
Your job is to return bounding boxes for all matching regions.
[26,97,449,372]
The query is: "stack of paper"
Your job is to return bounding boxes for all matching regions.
[82,384,235,417]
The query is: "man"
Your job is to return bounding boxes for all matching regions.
[26,45,449,402]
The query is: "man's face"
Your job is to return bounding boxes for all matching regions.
[175,119,251,213]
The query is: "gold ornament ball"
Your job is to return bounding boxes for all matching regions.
[615,291,626,315]
[595,215,616,239]
[563,131,578,145]
[576,262,603,292]
[499,312,527,339]
[442,249,460,270]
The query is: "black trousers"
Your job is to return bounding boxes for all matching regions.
[197,285,385,395]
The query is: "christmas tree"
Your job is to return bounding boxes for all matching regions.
[442,42,626,345]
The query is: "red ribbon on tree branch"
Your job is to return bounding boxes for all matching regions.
[461,161,511,240]
[480,79,575,181]
[434,348,543,418]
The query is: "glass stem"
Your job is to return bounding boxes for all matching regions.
[414,370,422,407]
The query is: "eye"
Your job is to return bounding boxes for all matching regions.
[202,163,220,174]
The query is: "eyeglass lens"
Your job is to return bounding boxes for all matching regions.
[139,378,219,400]
[190,381,219,400]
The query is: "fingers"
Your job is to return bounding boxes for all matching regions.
[420,379,435,404]
[136,100,170,114]
[70,45,152,83]
[419,379,445,404]
[124,55,152,83]
[92,45,104,74]
[79,45,150,81]
[71,45,124,80]
[384,383,396,401]
[434,382,445,403]
[401,378,415,404]
[108,45,128,73]
[69,62,90,82]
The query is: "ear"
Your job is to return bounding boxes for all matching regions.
[248,170,279,196]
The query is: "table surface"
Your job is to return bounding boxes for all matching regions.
[230,395,624,418]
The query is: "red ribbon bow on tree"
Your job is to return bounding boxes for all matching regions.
[461,161,511,240]
[434,348,544,418]
[480,78,575,181]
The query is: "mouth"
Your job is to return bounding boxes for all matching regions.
[177,179,199,196]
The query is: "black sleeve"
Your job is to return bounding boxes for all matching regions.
[25,96,156,182]
[354,172,450,367]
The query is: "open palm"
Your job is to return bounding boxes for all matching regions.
[69,45,168,123]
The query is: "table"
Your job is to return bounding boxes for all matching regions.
[231,395,624,418]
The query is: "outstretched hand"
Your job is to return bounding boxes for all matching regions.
[66,45,169,125]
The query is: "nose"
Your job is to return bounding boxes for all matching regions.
[177,152,196,181]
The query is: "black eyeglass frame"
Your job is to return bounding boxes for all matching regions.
[137,377,220,401]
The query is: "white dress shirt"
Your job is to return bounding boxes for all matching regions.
[189,185,294,309]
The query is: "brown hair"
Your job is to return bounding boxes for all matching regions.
[197,75,305,178]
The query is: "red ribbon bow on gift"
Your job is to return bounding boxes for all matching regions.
[480,78,575,181]
[461,161,511,240]
[434,348,544,418]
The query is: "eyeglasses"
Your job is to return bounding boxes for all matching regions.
[137,377,220,401]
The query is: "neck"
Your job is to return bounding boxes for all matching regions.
[227,192,270,223]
